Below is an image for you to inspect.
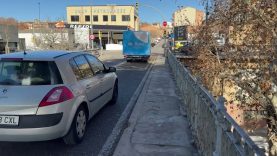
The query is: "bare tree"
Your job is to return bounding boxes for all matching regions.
[188,0,277,155]
[33,28,72,50]
[4,24,10,54]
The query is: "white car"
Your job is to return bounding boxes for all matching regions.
[0,51,118,144]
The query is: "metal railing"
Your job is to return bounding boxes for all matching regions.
[165,48,265,156]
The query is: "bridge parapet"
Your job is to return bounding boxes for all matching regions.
[165,49,265,156]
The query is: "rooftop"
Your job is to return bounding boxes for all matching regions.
[67,5,134,7]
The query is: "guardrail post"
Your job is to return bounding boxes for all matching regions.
[213,96,226,156]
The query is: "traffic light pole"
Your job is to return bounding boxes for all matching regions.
[164,32,168,56]
[163,28,167,56]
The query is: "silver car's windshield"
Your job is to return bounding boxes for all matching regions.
[0,61,63,85]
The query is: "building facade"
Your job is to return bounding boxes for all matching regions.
[0,24,19,53]
[66,5,139,49]
[173,7,204,27]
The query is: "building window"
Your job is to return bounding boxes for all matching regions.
[111,15,116,22]
[85,15,90,22]
[93,15,98,22]
[71,15,79,22]
[122,15,130,21]
[103,15,108,22]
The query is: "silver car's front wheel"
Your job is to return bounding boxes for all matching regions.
[63,105,87,145]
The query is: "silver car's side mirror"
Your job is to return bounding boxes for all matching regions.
[108,67,116,72]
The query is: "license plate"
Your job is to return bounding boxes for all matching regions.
[0,116,19,126]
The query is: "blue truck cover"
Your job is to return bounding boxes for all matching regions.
[123,31,151,60]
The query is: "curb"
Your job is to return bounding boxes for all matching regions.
[113,55,157,156]
[98,57,156,156]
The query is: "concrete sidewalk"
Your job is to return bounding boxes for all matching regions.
[113,52,199,156]
[98,50,124,61]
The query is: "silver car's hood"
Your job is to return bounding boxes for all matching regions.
[0,85,54,115]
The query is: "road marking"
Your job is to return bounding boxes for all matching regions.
[114,61,126,67]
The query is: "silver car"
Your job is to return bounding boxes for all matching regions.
[0,51,118,144]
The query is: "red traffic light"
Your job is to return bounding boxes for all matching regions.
[163,21,167,27]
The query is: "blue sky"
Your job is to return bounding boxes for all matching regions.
[0,0,204,23]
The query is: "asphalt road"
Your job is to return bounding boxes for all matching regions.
[0,58,149,156]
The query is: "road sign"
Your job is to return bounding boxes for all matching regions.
[163,21,167,27]
[89,34,95,40]
[174,26,187,41]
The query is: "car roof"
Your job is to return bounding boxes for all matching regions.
[0,51,77,61]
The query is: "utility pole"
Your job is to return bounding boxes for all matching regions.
[38,2,41,22]
[136,0,139,14]
[99,30,102,50]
